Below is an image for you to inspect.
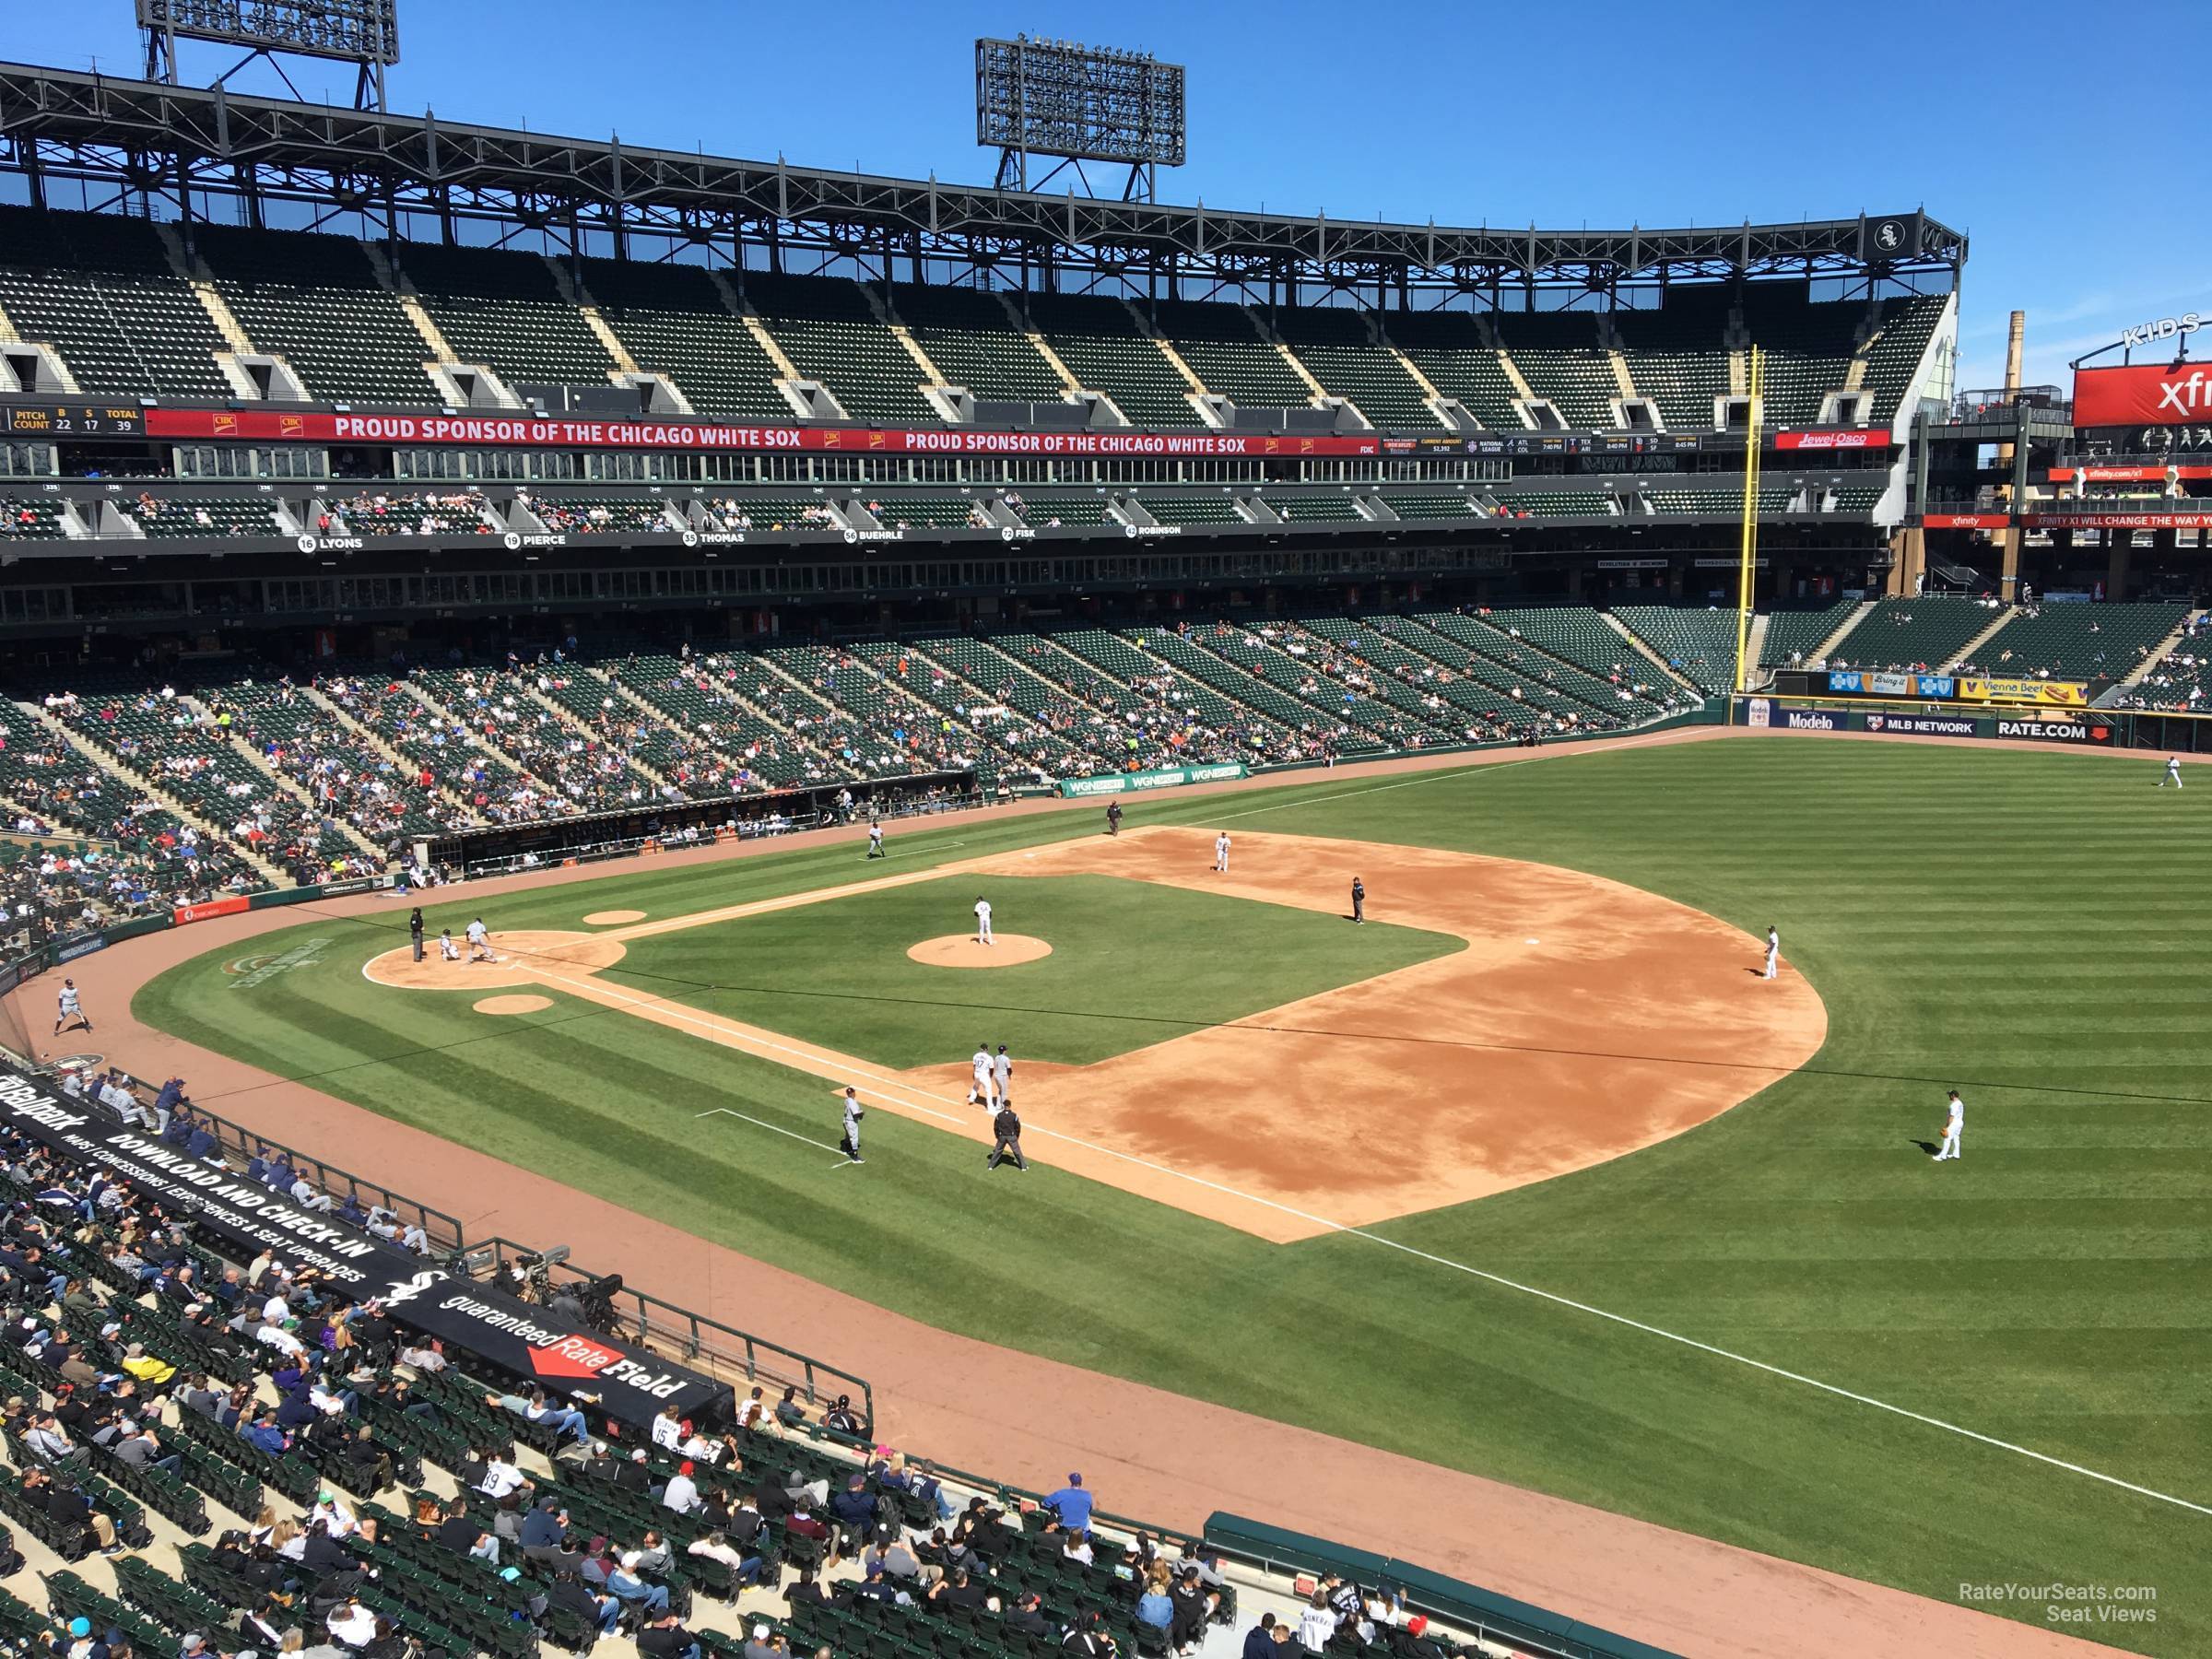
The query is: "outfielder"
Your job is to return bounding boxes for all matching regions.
[839,1086,865,1163]
[1214,831,1231,874]
[994,1043,1013,1107]
[439,927,462,962]
[986,1102,1028,1171]
[1350,877,1366,925]
[465,916,492,962]
[969,1043,995,1109]
[866,822,885,858]
[973,895,994,946]
[2161,757,2183,789]
[1933,1089,1964,1162]
[1763,925,1780,981]
[53,979,89,1036]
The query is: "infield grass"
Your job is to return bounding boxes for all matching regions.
[599,873,1459,1067]
[136,738,2212,1654]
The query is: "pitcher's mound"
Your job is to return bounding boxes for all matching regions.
[906,934,1053,968]
[583,910,645,926]
[365,929,627,990]
[475,994,553,1016]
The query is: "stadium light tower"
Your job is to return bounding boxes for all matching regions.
[136,0,401,112]
[976,35,1185,202]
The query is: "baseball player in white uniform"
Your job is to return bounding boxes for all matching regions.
[969,1044,995,1108]
[1214,832,1231,873]
[866,822,886,858]
[994,1043,1013,1107]
[1763,925,1780,981]
[53,979,88,1036]
[1933,1089,1964,1161]
[839,1086,865,1163]
[973,896,994,946]
[465,917,491,962]
[2160,757,2183,788]
[439,927,462,961]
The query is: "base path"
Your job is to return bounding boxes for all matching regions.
[4,724,2125,1659]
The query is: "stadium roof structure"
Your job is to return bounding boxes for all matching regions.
[0,61,1966,300]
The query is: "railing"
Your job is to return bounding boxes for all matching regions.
[475,1236,874,1435]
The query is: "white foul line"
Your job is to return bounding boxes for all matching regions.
[692,1105,848,1159]
[640,975,2208,1519]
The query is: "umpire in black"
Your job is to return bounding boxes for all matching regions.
[409,907,426,961]
[986,1102,1027,1171]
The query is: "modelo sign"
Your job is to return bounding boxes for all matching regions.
[2074,362,2212,427]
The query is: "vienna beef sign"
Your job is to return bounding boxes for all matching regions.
[0,1065,724,1424]
[2074,362,2212,428]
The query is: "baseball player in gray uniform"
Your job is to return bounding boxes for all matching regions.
[840,1086,865,1163]
[994,1043,1013,1107]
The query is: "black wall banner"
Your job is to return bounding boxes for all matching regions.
[0,1065,725,1426]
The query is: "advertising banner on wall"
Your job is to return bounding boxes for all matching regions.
[0,1065,726,1425]
[2073,363,2212,429]
[145,407,1384,460]
[1956,678,2090,707]
[1056,761,1248,797]
[1826,671,1957,699]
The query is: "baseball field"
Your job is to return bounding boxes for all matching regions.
[128,735,2207,1654]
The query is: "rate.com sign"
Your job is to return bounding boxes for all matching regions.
[2074,363,2212,428]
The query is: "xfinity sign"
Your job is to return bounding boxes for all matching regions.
[2121,312,2201,351]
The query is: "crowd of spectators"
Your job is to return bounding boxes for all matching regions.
[706,501,839,534]
[324,493,493,539]
[521,497,674,536]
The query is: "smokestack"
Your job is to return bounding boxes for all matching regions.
[2003,311,2026,398]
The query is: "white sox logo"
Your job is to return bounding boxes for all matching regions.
[376,1267,451,1311]
[1873,220,1904,253]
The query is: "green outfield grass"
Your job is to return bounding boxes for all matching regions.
[135,739,2212,1654]
[599,873,1459,1067]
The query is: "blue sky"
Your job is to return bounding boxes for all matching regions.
[11,0,2208,392]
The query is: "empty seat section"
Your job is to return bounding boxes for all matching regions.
[1611,606,1741,694]
[1494,311,1618,429]
[0,206,230,399]
[703,495,841,532]
[1268,305,1438,429]
[1495,491,1613,518]
[193,222,436,405]
[391,240,617,386]
[1614,289,1733,430]
[1740,288,1862,426]
[1127,492,1242,525]
[1026,292,1201,428]
[1383,310,1524,430]
[128,497,285,537]
[1264,491,1364,522]
[859,494,994,531]
[579,259,792,421]
[740,272,935,425]
[1840,596,1996,668]
[1973,602,2187,686]
[1009,492,1112,526]
[1644,487,1793,515]
[1378,492,1481,519]
[1759,600,1862,667]
[1860,294,1947,421]
[891,284,1068,404]
[1150,300,1312,407]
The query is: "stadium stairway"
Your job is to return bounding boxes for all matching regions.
[517,680,679,797]
[2118,612,2204,690]
[1949,607,2023,674]
[177,693,385,862]
[1600,615,1701,695]
[589,662,837,784]
[299,682,477,823]
[20,701,290,890]
[1806,601,1874,665]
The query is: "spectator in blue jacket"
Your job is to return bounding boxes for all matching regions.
[1046,1472,1094,1532]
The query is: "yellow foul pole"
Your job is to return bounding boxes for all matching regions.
[1732,345,1765,694]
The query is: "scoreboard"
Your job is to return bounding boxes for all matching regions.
[3,402,146,437]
